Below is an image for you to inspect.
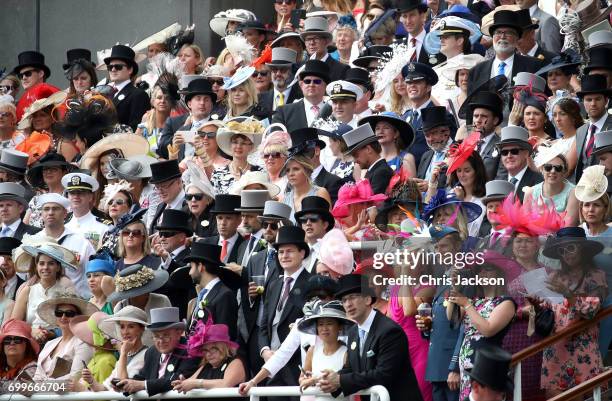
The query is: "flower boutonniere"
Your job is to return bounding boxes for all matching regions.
[197,299,209,318]
[258,238,268,249]
[167,363,175,373]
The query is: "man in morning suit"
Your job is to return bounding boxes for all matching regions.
[300,17,349,82]
[258,47,302,117]
[515,9,556,64]
[469,92,506,181]
[259,226,311,401]
[200,194,246,264]
[271,60,330,132]
[0,183,40,240]
[120,307,200,395]
[467,10,544,94]
[104,45,150,131]
[416,106,455,183]
[516,0,562,54]
[148,160,187,233]
[495,126,543,202]
[343,124,393,195]
[398,0,444,66]
[319,274,423,401]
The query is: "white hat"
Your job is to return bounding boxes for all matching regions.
[575,165,608,202]
[439,53,485,82]
[38,193,70,209]
[326,80,364,101]
[229,170,280,198]
[62,173,100,192]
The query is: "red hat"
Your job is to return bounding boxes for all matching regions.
[354,257,394,278]
[0,319,40,355]
[332,179,387,218]
[15,83,61,122]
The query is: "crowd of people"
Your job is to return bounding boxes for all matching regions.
[0,0,611,400]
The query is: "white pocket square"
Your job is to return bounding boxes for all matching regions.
[366,350,375,358]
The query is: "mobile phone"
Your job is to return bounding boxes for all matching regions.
[111,378,124,388]
[290,9,306,30]
[176,130,195,143]
[82,361,88,369]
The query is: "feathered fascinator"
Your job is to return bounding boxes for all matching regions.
[251,44,272,68]
[312,117,342,133]
[337,15,357,30]
[224,33,255,66]
[446,131,480,175]
[317,229,354,276]
[186,316,213,357]
[332,179,388,218]
[55,95,117,141]
[490,194,566,237]
[373,43,410,93]
[99,180,133,211]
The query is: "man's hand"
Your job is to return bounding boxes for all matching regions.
[118,379,145,394]
[319,369,340,393]
[224,262,243,276]
[248,282,260,299]
[447,372,460,391]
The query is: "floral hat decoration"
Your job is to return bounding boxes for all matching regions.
[332,179,388,218]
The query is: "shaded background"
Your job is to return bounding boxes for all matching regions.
[0,0,272,88]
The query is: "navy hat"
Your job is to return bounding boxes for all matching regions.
[318,123,353,140]
[542,227,604,260]
[402,62,438,85]
[359,111,415,148]
[535,50,581,77]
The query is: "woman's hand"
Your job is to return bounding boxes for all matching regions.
[448,289,470,308]
[299,375,317,392]
[173,132,186,147]
[452,185,465,200]
[354,209,368,230]
[119,336,138,355]
[81,368,94,386]
[172,376,200,393]
[509,101,525,126]
[373,103,386,113]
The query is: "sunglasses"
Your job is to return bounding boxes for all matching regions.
[558,243,579,256]
[18,70,38,79]
[298,214,321,224]
[54,309,78,318]
[302,78,323,85]
[543,164,564,173]
[2,336,26,345]
[186,193,205,201]
[263,152,283,159]
[263,221,279,230]
[121,229,143,237]
[159,231,179,238]
[252,71,270,78]
[275,0,296,4]
[108,199,127,206]
[0,85,15,93]
[197,131,217,139]
[500,148,521,156]
[208,79,224,86]
[107,63,127,71]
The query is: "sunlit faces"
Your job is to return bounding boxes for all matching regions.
[108,192,130,220]
[581,198,608,225]
[36,254,60,281]
[54,303,79,328]
[303,34,328,56]
[552,104,576,134]
[263,148,287,175]
[186,189,210,216]
[0,199,23,225]
[424,126,450,151]
[261,220,280,243]
[523,106,546,132]
[178,46,201,74]
[151,328,182,354]
[285,159,309,186]
[335,29,356,51]
[230,134,253,158]
[229,85,250,107]
[492,28,518,54]
[18,68,44,90]
[472,108,498,133]
[253,68,272,92]
[215,214,241,238]
[87,271,105,293]
[541,156,566,184]
[500,146,529,173]
[41,203,67,227]
[152,87,170,112]
[393,74,407,97]
[242,29,265,49]
[147,43,167,59]
[121,222,146,249]
[399,9,426,36]
[299,75,326,99]
[405,79,430,103]
[269,66,292,90]
[331,98,356,123]
[300,213,328,242]
[454,160,476,188]
[340,293,372,323]
[316,317,341,340]
[456,69,469,92]
[486,200,502,225]
[241,213,261,235]
[154,178,182,204]
[119,321,145,342]
[277,244,305,269]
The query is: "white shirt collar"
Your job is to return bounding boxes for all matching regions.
[112,79,131,94]
[2,219,21,233]
[527,44,538,57]
[509,165,529,186]
[168,190,185,210]
[284,266,305,288]
[413,99,432,113]
[409,29,426,44]
[171,244,187,258]
[73,211,95,222]
[592,112,608,130]
[202,277,221,298]
[311,165,323,181]
[492,54,514,79]
[219,231,240,246]
[358,308,377,334]
[367,157,385,173]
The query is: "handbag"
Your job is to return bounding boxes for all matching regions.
[534,308,555,337]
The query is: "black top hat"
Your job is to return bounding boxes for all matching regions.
[294,196,335,232]
[237,20,270,33]
[298,60,331,84]
[542,227,604,259]
[577,74,612,98]
[353,45,392,68]
[515,9,539,32]
[468,91,504,125]
[13,51,51,79]
[334,273,377,302]
[155,209,193,235]
[359,111,415,148]
[422,106,454,132]
[149,159,182,184]
[184,241,242,289]
[467,346,514,393]
[304,275,340,299]
[272,226,310,258]
[0,237,21,255]
[458,75,507,120]
[345,68,371,88]
[63,48,92,70]
[104,45,139,75]
[26,152,74,188]
[397,0,428,13]
[288,128,327,153]
[179,78,218,103]
[402,62,438,86]
[489,10,523,37]
[210,194,241,214]
[584,47,612,75]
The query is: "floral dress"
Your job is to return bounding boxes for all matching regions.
[459,296,515,401]
[541,268,607,392]
[211,165,261,195]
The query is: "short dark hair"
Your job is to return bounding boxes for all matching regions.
[368,141,382,154]
[449,152,487,198]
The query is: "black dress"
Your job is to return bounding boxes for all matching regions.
[190,203,218,238]
[194,357,245,401]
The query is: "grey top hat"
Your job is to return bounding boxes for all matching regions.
[0,182,27,206]
[343,124,378,156]
[109,154,157,180]
[257,200,294,225]
[147,307,186,331]
[587,30,612,49]
[594,130,612,156]
[267,47,297,67]
[235,189,271,213]
[496,126,533,153]
[0,149,29,176]
[512,72,546,93]
[482,180,515,204]
[300,17,333,40]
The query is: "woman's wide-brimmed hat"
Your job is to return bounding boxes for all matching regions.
[332,180,388,219]
[216,117,265,156]
[476,250,522,284]
[575,165,608,203]
[440,53,485,82]
[298,300,355,335]
[70,312,115,351]
[221,66,255,90]
[147,307,186,331]
[187,321,239,358]
[358,111,415,149]
[209,8,257,37]
[542,227,604,259]
[25,152,75,188]
[21,243,78,272]
[0,319,40,355]
[535,50,581,77]
[229,170,281,198]
[37,290,99,327]
[99,305,149,340]
[17,91,67,130]
[109,154,158,181]
[107,264,170,303]
[423,189,482,223]
[294,196,335,231]
[317,229,354,276]
[79,133,150,173]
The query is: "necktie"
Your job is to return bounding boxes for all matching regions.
[585,124,597,158]
[277,92,285,107]
[0,226,11,237]
[266,249,277,269]
[220,239,229,261]
[158,354,170,378]
[497,61,506,77]
[410,38,417,61]
[192,119,204,130]
[509,177,518,186]
[489,231,501,247]
[311,104,320,115]
[277,276,294,312]
[358,328,367,353]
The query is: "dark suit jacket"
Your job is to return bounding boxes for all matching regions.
[12,221,41,240]
[236,234,266,267]
[149,198,188,234]
[467,54,545,95]
[7,275,25,301]
[337,311,423,401]
[188,280,239,340]
[480,133,507,181]
[530,45,557,65]
[314,167,343,206]
[365,159,394,195]
[516,168,544,202]
[200,234,246,264]
[133,340,200,396]
[271,100,310,133]
[154,246,195,320]
[573,116,612,182]
[403,101,438,165]
[112,83,150,131]
[325,56,350,82]
[258,86,303,117]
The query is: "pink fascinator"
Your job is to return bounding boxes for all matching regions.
[317,229,354,276]
[332,179,388,218]
[259,127,292,153]
[187,316,212,357]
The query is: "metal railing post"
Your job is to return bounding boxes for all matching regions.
[593,386,601,401]
[513,362,522,401]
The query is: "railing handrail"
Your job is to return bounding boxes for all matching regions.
[546,368,612,401]
[511,305,612,365]
[0,385,390,401]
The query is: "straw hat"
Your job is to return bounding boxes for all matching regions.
[99,305,149,340]
[107,264,169,304]
[15,242,77,273]
[17,91,67,130]
[37,290,99,328]
[575,165,608,203]
[79,133,150,173]
[216,117,265,156]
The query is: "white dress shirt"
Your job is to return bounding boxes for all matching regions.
[167,190,186,210]
[112,79,131,96]
[218,232,240,263]
[161,244,187,270]
[408,29,426,61]
[273,87,292,110]
[303,98,326,126]
[491,54,515,80]
[508,165,528,189]
[357,308,377,351]
[0,219,21,237]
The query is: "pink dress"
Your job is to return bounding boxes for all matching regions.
[389,285,433,401]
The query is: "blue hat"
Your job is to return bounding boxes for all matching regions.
[423,189,482,223]
[318,123,353,140]
[222,66,256,90]
[402,62,438,86]
[86,257,116,276]
[429,224,459,242]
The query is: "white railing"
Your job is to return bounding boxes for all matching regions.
[0,385,390,401]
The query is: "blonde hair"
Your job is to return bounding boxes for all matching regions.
[117,221,152,258]
[285,155,314,185]
[321,0,354,14]
[144,86,164,134]
[179,44,204,74]
[226,79,258,119]
[434,205,469,240]
[199,342,236,367]
[0,102,16,119]
[578,194,612,225]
